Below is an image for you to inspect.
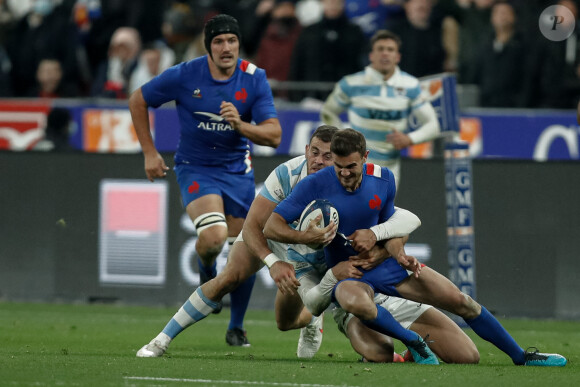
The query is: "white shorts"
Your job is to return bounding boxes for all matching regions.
[333,294,432,338]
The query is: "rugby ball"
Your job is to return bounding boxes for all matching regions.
[297,199,339,250]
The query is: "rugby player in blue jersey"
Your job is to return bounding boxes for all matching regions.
[264,128,567,366]
[129,14,281,350]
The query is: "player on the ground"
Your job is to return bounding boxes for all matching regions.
[248,126,476,362]
[264,128,567,367]
[129,14,282,347]
[321,29,440,185]
[135,125,478,363]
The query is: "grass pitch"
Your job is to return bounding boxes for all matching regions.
[1,302,579,386]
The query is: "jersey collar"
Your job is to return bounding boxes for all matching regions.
[365,65,402,86]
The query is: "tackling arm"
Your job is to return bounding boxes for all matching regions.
[263,212,336,247]
[242,195,279,263]
[242,195,300,294]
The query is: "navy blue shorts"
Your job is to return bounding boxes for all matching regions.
[175,163,255,219]
[332,258,409,301]
[325,233,410,300]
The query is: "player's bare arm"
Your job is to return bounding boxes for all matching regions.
[220,101,281,147]
[346,229,377,252]
[385,130,413,150]
[242,196,299,295]
[264,212,336,247]
[349,234,410,270]
[348,244,388,270]
[332,260,364,280]
[129,88,169,182]
[385,237,421,278]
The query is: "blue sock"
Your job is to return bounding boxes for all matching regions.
[465,306,525,364]
[197,258,217,279]
[228,274,256,330]
[361,304,419,345]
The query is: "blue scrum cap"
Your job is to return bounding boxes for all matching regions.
[203,14,241,54]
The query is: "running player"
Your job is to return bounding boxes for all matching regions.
[129,14,282,346]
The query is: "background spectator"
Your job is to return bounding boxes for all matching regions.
[27,57,79,98]
[455,0,494,84]
[474,0,528,107]
[5,0,79,97]
[390,0,456,77]
[160,1,202,63]
[255,0,302,85]
[74,0,165,93]
[91,26,141,99]
[535,0,580,108]
[345,0,405,40]
[288,0,366,102]
[240,0,278,58]
[128,40,175,93]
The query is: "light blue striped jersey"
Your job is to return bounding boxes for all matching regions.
[259,155,325,273]
[329,66,427,164]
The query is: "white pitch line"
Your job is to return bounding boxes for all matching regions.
[124,376,360,387]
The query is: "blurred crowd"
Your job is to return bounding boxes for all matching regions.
[0,0,578,109]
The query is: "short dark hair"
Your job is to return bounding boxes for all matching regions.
[310,125,339,144]
[203,14,241,54]
[370,30,402,51]
[331,129,366,157]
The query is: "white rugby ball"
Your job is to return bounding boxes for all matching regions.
[297,199,339,250]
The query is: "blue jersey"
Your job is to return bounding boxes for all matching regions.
[141,56,278,173]
[274,163,396,267]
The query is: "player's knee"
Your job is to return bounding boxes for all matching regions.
[449,345,480,364]
[276,319,293,331]
[456,293,481,319]
[353,336,395,363]
[448,291,477,318]
[339,296,375,321]
[194,212,228,249]
[363,351,394,363]
[196,227,228,256]
[465,348,480,364]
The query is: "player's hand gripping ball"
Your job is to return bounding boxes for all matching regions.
[297,199,339,249]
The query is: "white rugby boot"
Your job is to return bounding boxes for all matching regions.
[136,334,170,358]
[297,313,324,359]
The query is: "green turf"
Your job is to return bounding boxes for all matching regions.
[1,302,578,386]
